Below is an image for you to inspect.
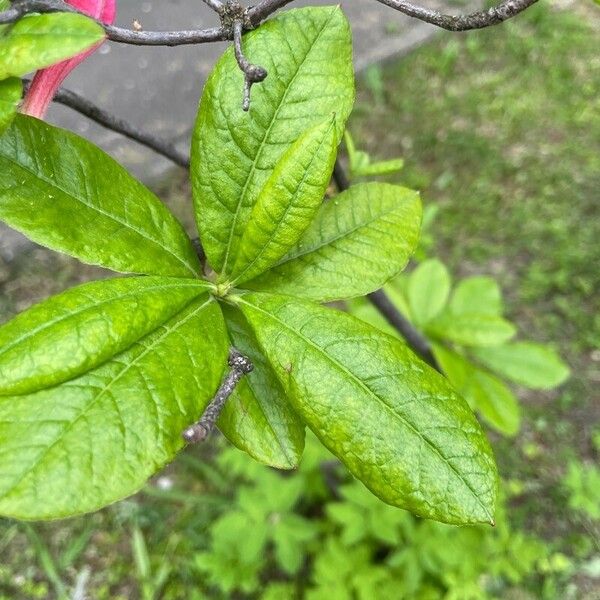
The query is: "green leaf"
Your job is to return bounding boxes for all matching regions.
[0,13,105,79]
[218,306,305,470]
[564,461,600,520]
[191,6,354,275]
[427,313,516,347]
[131,525,151,581]
[0,77,21,135]
[432,343,521,437]
[307,537,385,600]
[230,118,337,285]
[262,583,297,600]
[0,115,199,277]
[237,292,498,525]
[0,277,211,396]
[354,157,405,178]
[407,259,451,326]
[468,370,520,437]
[0,296,228,519]
[245,183,421,302]
[429,342,470,389]
[272,514,318,574]
[449,276,502,316]
[197,510,266,594]
[471,342,570,389]
[327,482,407,546]
[345,132,404,179]
[0,7,9,38]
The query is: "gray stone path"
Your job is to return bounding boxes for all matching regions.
[1,0,469,259]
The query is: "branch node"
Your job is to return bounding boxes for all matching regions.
[227,348,254,374]
[218,0,246,28]
[182,348,253,444]
[232,18,267,111]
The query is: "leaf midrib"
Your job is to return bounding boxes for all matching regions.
[261,194,417,269]
[232,123,333,285]
[220,8,337,276]
[240,297,493,521]
[0,150,198,277]
[0,297,214,501]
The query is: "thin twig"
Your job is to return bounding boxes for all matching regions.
[367,289,440,370]
[200,0,225,15]
[0,0,81,22]
[103,24,229,46]
[0,0,283,45]
[232,20,267,111]
[333,161,351,192]
[182,348,253,443]
[246,0,296,27]
[374,0,539,31]
[191,238,206,263]
[21,79,190,168]
[0,0,229,45]
[0,0,540,45]
[0,0,67,24]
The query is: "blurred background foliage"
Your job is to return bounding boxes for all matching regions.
[0,2,599,598]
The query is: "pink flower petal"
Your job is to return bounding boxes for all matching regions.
[69,0,116,20]
[21,0,116,119]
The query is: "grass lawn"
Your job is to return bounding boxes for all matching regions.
[0,3,598,598]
